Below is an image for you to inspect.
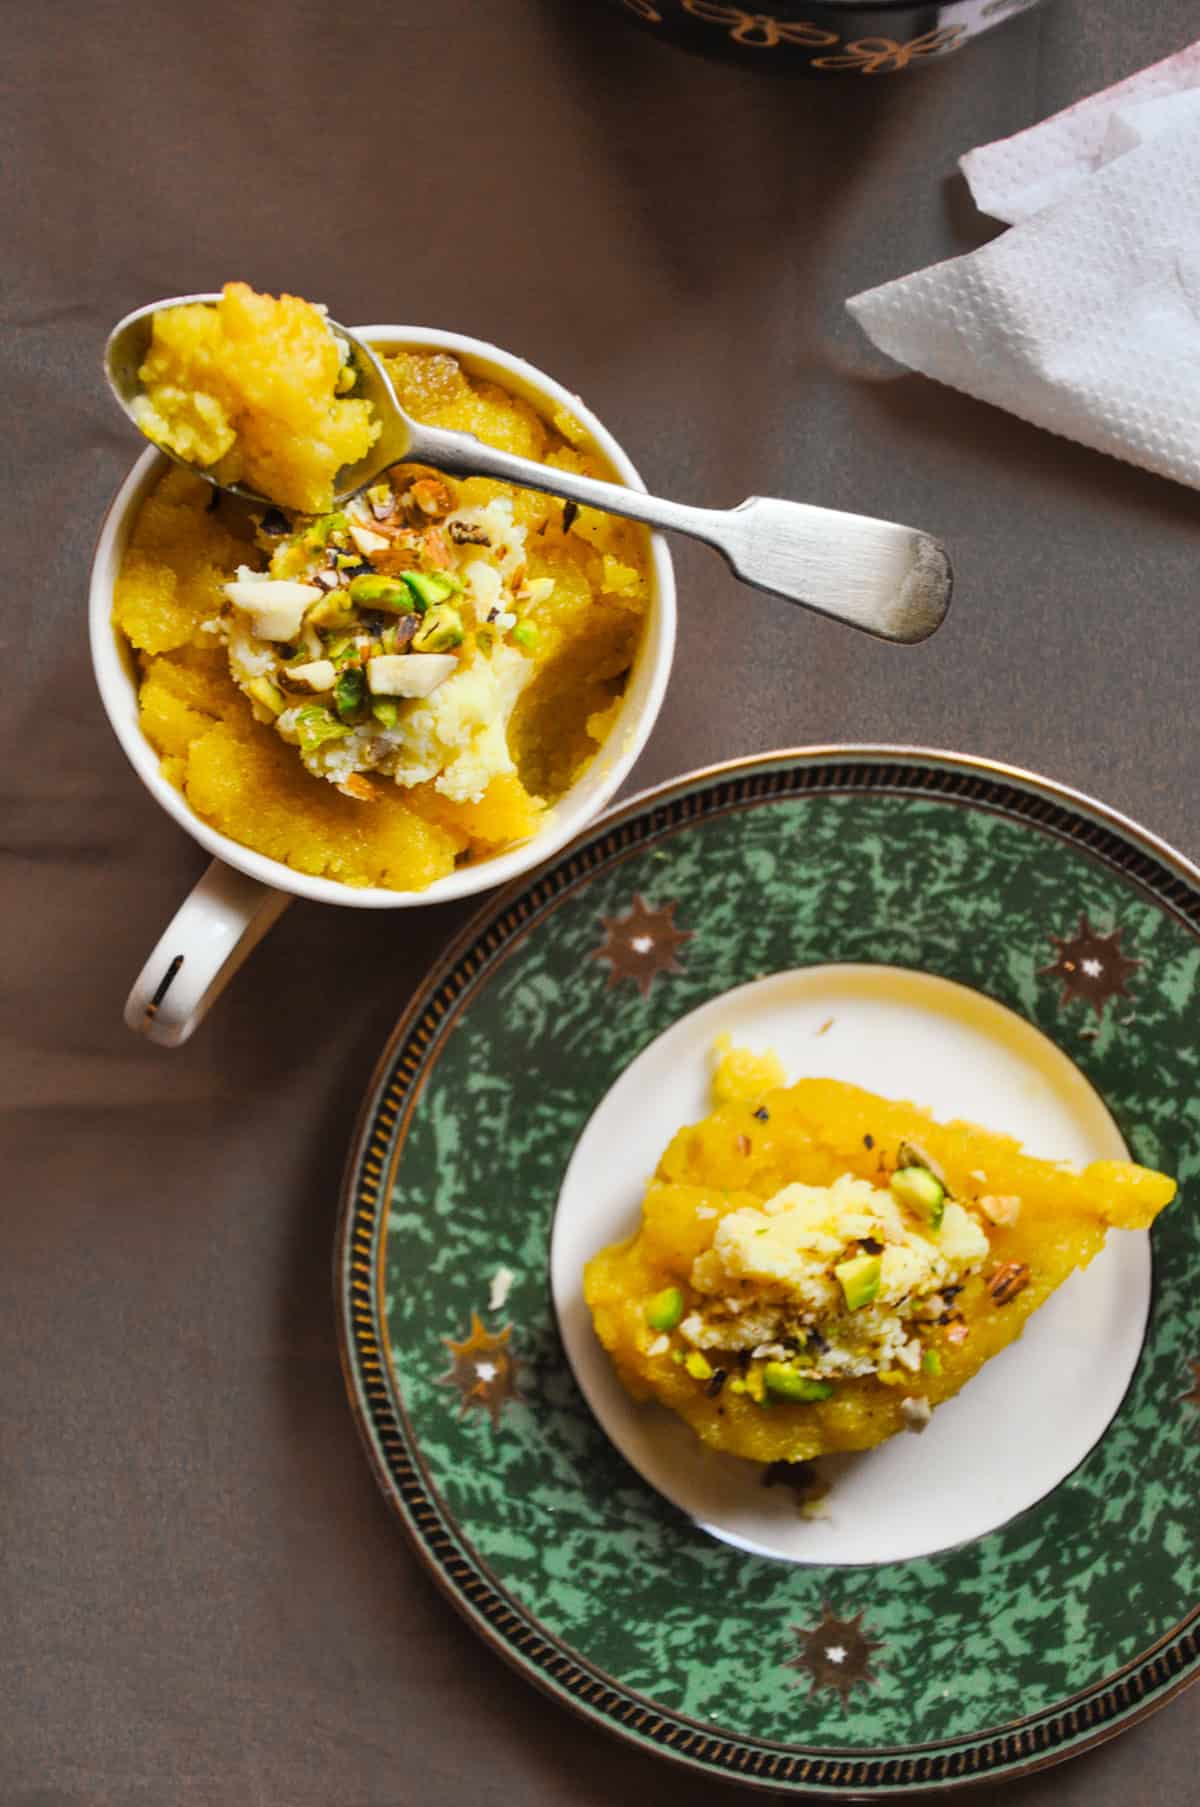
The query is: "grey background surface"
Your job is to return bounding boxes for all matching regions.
[4,0,1199,1801]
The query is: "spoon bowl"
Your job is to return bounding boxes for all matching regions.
[105,292,416,507]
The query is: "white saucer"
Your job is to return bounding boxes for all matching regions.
[551,965,1149,1566]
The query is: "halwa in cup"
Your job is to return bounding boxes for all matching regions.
[90,326,676,1046]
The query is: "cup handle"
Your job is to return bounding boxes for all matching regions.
[124,858,291,1048]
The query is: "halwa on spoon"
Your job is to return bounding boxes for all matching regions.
[106,289,952,646]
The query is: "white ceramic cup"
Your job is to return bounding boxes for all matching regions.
[90,326,677,1047]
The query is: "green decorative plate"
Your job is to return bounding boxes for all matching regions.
[335,747,1200,1794]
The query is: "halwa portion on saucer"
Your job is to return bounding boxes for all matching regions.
[113,288,650,891]
[583,1043,1175,1465]
[132,282,378,514]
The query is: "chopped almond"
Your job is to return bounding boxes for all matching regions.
[978,1193,1021,1227]
[421,526,453,570]
[410,476,454,517]
[337,773,379,803]
[371,532,423,575]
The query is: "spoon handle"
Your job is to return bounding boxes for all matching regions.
[404,420,951,646]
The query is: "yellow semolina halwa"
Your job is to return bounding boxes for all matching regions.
[113,294,651,892]
[583,1042,1175,1466]
[132,282,378,515]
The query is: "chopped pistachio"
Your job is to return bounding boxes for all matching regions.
[295,705,352,753]
[403,570,460,611]
[412,604,464,653]
[348,573,413,612]
[762,1364,834,1404]
[644,1286,684,1332]
[306,511,348,548]
[834,1253,882,1311]
[333,665,368,722]
[891,1165,946,1229]
[245,675,286,716]
[308,594,358,631]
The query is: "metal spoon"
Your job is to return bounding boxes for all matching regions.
[105,294,951,645]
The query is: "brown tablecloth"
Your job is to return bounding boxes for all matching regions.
[5,1,1199,1800]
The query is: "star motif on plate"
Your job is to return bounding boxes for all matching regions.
[438,1312,522,1427]
[1181,1360,1200,1411]
[785,1604,883,1705]
[1038,914,1140,1020]
[589,893,693,998]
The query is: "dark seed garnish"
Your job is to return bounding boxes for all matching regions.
[705,1369,727,1399]
[863,1134,874,1150]
[764,1458,817,1489]
[762,1459,829,1509]
[259,506,288,534]
[448,520,491,546]
[753,1106,770,1122]
[561,500,578,533]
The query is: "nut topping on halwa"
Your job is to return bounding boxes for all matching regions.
[979,1193,1022,1227]
[984,1260,1032,1306]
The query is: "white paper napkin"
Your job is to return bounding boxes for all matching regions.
[846,44,1200,490]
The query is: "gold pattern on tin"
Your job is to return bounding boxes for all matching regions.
[813,25,968,71]
[682,1,837,48]
[623,0,664,20]
[677,3,969,69]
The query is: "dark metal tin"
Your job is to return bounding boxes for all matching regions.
[598,0,1047,73]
